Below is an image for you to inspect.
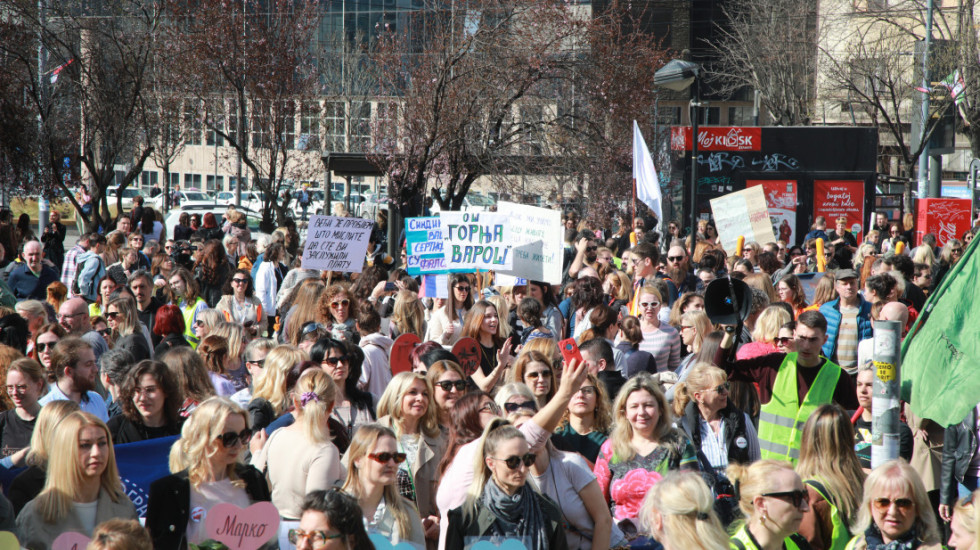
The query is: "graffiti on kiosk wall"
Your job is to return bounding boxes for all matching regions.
[697,176,735,193]
[696,153,745,172]
[695,152,802,174]
[751,154,801,171]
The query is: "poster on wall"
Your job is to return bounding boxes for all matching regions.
[915,198,972,248]
[709,186,777,255]
[747,180,798,246]
[813,180,865,243]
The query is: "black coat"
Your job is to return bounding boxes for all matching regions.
[679,400,752,466]
[145,465,270,550]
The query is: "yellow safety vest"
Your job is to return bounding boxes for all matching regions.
[757,352,841,464]
[179,297,206,349]
[806,479,850,550]
[730,523,809,550]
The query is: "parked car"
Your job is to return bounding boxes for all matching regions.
[164,204,265,240]
[105,186,143,211]
[148,190,215,211]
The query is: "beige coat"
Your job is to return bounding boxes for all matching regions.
[17,489,137,550]
[377,415,447,519]
[905,405,944,493]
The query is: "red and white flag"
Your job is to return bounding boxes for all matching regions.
[49,59,73,84]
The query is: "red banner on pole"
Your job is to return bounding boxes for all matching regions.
[813,180,865,243]
[670,126,762,151]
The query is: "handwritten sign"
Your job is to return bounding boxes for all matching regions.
[747,180,797,245]
[52,532,88,550]
[495,201,562,284]
[301,215,374,273]
[813,180,865,243]
[709,186,777,255]
[405,217,447,275]
[440,211,512,271]
[206,502,279,550]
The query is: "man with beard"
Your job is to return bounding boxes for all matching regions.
[664,245,698,295]
[58,297,108,364]
[129,270,162,345]
[38,336,108,422]
[566,229,599,280]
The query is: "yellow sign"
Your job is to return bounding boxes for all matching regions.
[874,361,896,382]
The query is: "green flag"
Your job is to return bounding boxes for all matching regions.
[901,235,980,427]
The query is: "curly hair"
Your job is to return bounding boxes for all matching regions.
[119,360,182,431]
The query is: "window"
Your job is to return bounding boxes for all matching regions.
[140,171,159,189]
[351,103,371,151]
[324,101,344,152]
[184,174,202,189]
[184,103,202,145]
[284,104,296,150]
[698,107,721,125]
[728,106,755,126]
[299,101,321,151]
[170,173,180,188]
[519,105,545,155]
[207,114,225,146]
[206,175,224,192]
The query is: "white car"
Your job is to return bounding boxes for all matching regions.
[148,190,216,211]
[106,186,143,211]
[164,205,265,240]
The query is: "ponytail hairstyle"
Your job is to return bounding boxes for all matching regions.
[671,363,727,418]
[640,471,729,550]
[618,316,644,347]
[342,424,414,541]
[463,418,527,520]
[293,368,337,444]
[797,404,865,527]
[727,459,798,522]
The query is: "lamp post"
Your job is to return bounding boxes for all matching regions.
[654,59,701,261]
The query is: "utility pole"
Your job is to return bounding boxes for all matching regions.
[871,320,902,469]
[916,0,934,198]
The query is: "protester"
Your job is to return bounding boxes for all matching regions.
[510,350,556,410]
[0,358,46,468]
[316,283,358,343]
[425,359,467,427]
[38,337,108,421]
[636,286,680,371]
[638,471,730,550]
[728,460,811,550]
[9,241,59,300]
[215,269,266,338]
[311,338,375,439]
[168,268,208,348]
[847,459,941,550]
[461,300,514,392]
[106,360,182,443]
[292,489,374,550]
[196,335,236,397]
[104,295,151,362]
[32,323,65,382]
[551,373,612,465]
[424,273,472,346]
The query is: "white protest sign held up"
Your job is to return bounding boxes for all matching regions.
[709,186,777,256]
[301,215,374,273]
[440,211,512,271]
[496,201,563,285]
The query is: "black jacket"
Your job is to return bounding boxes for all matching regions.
[154,332,190,358]
[445,491,568,550]
[942,408,978,506]
[679,400,752,466]
[145,465,271,550]
[597,369,627,403]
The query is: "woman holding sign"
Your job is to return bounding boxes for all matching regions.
[146,397,270,550]
[424,274,473,347]
[16,411,137,550]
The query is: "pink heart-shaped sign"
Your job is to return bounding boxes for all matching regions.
[52,532,91,550]
[205,501,280,550]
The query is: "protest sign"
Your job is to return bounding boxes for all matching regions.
[301,215,374,273]
[747,180,798,245]
[405,217,447,275]
[813,180,865,242]
[709,186,777,255]
[496,201,563,284]
[419,274,449,299]
[440,211,512,271]
[206,502,279,550]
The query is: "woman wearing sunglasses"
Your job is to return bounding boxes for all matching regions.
[426,360,467,427]
[106,295,152,362]
[727,460,811,550]
[375,372,446,541]
[796,404,865,550]
[311,338,375,439]
[636,286,680,372]
[216,269,266,339]
[424,273,473,347]
[736,306,793,361]
[31,323,65,383]
[252,369,344,543]
[445,418,568,550]
[510,351,555,410]
[673,364,759,474]
[845,459,941,550]
[316,284,358,344]
[147,397,270,550]
[341,423,425,547]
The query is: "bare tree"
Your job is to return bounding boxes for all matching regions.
[709,0,817,125]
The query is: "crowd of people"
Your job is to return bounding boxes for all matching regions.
[0,201,973,550]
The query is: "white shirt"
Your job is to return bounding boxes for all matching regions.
[39,384,109,422]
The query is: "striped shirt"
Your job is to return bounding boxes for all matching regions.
[836,306,860,373]
[639,324,681,372]
[60,244,86,297]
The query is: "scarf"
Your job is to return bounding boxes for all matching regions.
[482,480,548,550]
[864,522,920,550]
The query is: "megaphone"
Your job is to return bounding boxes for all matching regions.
[704,277,753,326]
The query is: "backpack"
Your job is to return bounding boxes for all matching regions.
[73,255,103,298]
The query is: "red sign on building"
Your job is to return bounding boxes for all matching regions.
[813,180,865,243]
[670,126,762,151]
[915,198,971,248]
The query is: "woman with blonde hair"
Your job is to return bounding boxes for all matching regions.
[675,310,714,378]
[804,274,838,313]
[341,423,425,546]
[192,308,224,344]
[250,344,307,421]
[105,295,151,361]
[637,285,681,372]
[932,238,965,291]
[17,412,137,548]
[727,459,811,550]
[846,459,941,550]
[389,290,426,340]
[510,350,556,409]
[948,491,979,550]
[316,283,358,342]
[603,270,632,307]
[639,471,730,550]
[252,369,343,523]
[744,272,779,305]
[375,371,447,527]
[147,397,269,549]
[737,305,793,360]
[553,373,613,465]
[911,245,935,268]
[797,404,866,550]
[668,292,706,329]
[673,363,759,473]
[208,321,248,391]
[9,400,80,515]
[283,279,327,346]
[444,419,568,550]
[593,373,698,532]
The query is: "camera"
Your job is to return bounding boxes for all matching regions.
[171,240,196,270]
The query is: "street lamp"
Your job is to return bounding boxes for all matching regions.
[654,59,701,261]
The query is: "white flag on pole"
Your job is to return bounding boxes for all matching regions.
[633,120,663,223]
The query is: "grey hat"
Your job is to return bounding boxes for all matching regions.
[835,268,859,280]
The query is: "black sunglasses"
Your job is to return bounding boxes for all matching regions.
[36,342,56,353]
[774,337,792,345]
[454,285,471,292]
[504,401,538,413]
[762,489,808,508]
[98,328,111,337]
[435,380,467,392]
[218,428,252,447]
[301,322,324,336]
[492,453,536,469]
[368,452,408,464]
[322,355,350,366]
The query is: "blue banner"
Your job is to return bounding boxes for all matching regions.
[115,435,179,517]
